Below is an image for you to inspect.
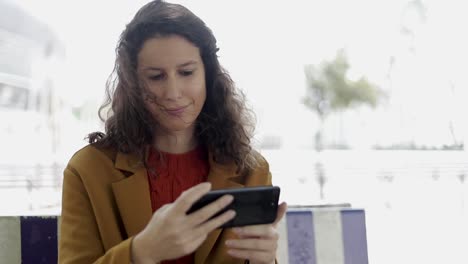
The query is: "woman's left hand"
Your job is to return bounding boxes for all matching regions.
[225,202,288,264]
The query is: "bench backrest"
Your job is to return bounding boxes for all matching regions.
[0,208,367,264]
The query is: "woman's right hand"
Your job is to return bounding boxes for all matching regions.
[131,182,235,264]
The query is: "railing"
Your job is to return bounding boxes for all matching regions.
[0,163,63,189]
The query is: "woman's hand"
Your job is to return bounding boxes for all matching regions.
[131,182,236,263]
[225,202,288,264]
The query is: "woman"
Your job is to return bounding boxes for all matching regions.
[58,1,287,263]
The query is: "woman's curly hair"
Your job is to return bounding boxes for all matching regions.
[88,0,257,175]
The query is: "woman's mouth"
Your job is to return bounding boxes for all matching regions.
[164,105,189,116]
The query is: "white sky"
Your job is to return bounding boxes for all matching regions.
[11,0,468,148]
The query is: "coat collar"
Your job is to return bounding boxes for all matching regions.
[111,149,244,263]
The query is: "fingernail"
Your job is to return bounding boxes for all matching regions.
[225,195,234,203]
[225,240,232,245]
[201,182,211,190]
[233,227,242,233]
[228,210,236,218]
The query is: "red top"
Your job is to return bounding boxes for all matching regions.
[146,145,209,264]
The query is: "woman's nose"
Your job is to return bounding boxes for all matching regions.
[164,75,182,100]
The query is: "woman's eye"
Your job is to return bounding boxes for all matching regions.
[180,70,193,76]
[149,74,164,81]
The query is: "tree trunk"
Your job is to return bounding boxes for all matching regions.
[315,118,326,200]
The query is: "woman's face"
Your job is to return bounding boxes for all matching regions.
[137,35,206,134]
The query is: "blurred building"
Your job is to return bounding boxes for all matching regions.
[0,0,64,163]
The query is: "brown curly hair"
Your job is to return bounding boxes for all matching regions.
[88,0,257,175]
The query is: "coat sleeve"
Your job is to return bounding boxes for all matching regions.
[249,154,279,264]
[264,157,280,264]
[58,165,134,264]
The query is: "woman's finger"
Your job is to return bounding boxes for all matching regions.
[227,249,274,263]
[225,238,276,252]
[273,202,288,227]
[233,225,277,239]
[193,209,236,235]
[186,194,234,226]
[174,182,212,213]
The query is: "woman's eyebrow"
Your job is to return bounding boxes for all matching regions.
[142,66,162,71]
[142,60,198,71]
[177,60,198,67]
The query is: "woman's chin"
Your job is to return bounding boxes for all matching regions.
[159,122,195,134]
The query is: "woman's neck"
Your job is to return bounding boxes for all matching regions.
[153,128,198,154]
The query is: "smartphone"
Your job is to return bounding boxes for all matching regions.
[187,186,280,228]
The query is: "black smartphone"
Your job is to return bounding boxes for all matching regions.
[186,186,280,228]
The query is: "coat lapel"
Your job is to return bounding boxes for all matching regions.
[195,153,245,264]
[110,150,243,263]
[111,151,153,238]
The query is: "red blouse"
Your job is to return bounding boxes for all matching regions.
[146,145,209,264]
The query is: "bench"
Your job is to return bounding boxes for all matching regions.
[0,208,368,264]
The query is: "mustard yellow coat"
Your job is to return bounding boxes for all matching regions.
[58,145,273,263]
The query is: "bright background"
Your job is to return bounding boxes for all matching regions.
[1,0,468,263]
